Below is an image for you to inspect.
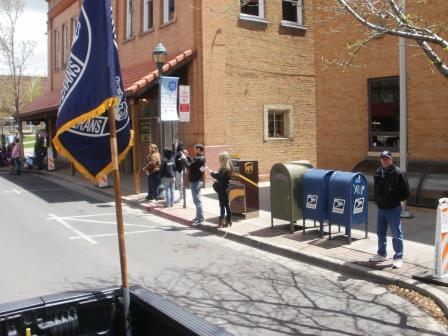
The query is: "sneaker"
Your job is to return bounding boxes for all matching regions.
[392,259,403,269]
[174,198,182,204]
[369,254,388,262]
[191,218,198,223]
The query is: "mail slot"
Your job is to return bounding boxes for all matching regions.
[230,159,259,218]
[328,171,369,243]
[270,163,310,232]
[302,169,334,237]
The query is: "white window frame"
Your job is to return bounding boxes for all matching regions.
[54,29,61,70]
[71,17,78,44]
[62,23,69,65]
[263,105,294,141]
[162,0,175,24]
[240,0,266,23]
[281,0,305,29]
[126,0,134,39]
[143,0,153,31]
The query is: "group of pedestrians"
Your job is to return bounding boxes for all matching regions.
[143,142,233,227]
[0,136,21,175]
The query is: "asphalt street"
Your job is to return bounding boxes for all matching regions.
[0,171,447,336]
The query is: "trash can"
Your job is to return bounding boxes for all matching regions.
[270,163,310,232]
[328,171,369,243]
[302,169,335,237]
[230,159,259,218]
[289,160,314,169]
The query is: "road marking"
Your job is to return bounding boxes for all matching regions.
[67,218,155,229]
[69,229,160,240]
[46,213,118,220]
[3,189,21,194]
[48,213,98,245]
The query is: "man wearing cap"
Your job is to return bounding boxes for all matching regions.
[369,150,410,269]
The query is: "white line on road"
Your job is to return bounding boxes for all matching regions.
[65,218,155,228]
[46,213,124,220]
[69,229,160,240]
[48,213,98,245]
[2,189,21,194]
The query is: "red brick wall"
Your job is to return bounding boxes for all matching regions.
[314,1,448,171]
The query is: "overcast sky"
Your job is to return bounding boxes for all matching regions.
[18,0,47,76]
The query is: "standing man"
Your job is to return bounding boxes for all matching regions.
[11,137,21,175]
[369,150,410,269]
[182,144,206,225]
[174,142,185,204]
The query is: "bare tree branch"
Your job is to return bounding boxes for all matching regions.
[333,0,448,78]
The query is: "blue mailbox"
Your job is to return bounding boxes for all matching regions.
[328,172,369,244]
[302,169,334,237]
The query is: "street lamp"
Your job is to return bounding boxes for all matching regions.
[152,42,167,150]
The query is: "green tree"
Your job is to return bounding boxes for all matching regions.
[0,0,37,154]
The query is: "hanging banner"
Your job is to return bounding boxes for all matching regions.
[179,85,190,123]
[160,76,179,121]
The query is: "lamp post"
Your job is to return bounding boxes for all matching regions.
[152,42,168,151]
[399,1,412,218]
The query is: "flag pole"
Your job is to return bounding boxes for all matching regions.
[107,105,132,336]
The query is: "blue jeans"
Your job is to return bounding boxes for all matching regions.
[162,177,175,207]
[377,206,403,260]
[190,181,203,221]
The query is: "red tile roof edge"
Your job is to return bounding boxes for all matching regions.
[125,49,194,95]
[20,49,194,118]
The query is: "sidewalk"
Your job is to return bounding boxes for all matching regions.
[7,163,448,316]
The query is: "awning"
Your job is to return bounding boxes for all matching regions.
[20,90,60,120]
[20,49,194,120]
[125,49,194,95]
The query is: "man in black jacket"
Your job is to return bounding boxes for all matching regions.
[181,144,206,225]
[369,150,410,269]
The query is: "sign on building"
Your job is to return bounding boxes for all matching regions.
[179,85,190,123]
[160,76,179,121]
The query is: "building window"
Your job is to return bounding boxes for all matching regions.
[282,0,303,25]
[369,77,399,150]
[240,0,265,19]
[263,105,293,141]
[162,0,175,24]
[62,23,69,66]
[71,17,78,44]
[54,29,61,70]
[143,0,153,31]
[126,0,134,39]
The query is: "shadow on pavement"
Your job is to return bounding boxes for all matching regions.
[131,257,447,336]
[0,170,103,204]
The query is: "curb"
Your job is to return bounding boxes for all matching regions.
[30,170,448,318]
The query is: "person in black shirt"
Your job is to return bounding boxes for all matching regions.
[208,152,233,227]
[369,150,410,269]
[160,148,175,207]
[181,144,206,225]
[173,142,185,203]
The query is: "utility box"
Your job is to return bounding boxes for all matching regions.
[328,171,369,243]
[302,169,335,237]
[270,163,310,232]
[230,159,259,218]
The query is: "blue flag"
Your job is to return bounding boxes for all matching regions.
[53,0,132,181]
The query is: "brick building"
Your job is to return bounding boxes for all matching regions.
[20,0,447,187]
[314,1,448,171]
[21,0,316,183]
